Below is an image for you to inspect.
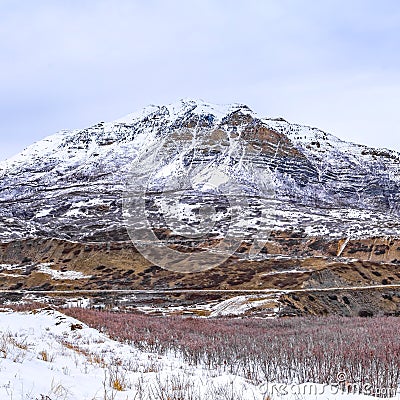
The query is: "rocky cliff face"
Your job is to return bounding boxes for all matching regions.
[1,99,399,244]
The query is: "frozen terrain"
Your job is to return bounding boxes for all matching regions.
[0,99,399,243]
[0,308,397,399]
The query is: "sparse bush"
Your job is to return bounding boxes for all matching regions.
[358,309,374,317]
[107,363,130,391]
[149,374,199,400]
[38,349,54,362]
[0,332,29,363]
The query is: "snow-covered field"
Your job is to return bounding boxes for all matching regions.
[0,308,398,400]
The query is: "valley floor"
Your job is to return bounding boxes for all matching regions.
[0,308,398,399]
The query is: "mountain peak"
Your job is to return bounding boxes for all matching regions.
[114,99,255,126]
[0,98,399,246]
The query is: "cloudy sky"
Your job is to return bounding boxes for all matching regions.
[1,0,399,160]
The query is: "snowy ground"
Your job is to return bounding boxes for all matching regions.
[0,308,398,400]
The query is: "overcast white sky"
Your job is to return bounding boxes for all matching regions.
[1,0,399,160]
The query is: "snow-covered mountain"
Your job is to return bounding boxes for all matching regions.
[0,99,400,244]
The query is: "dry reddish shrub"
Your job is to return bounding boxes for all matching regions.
[63,308,400,395]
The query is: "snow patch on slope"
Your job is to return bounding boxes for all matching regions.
[37,264,92,280]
